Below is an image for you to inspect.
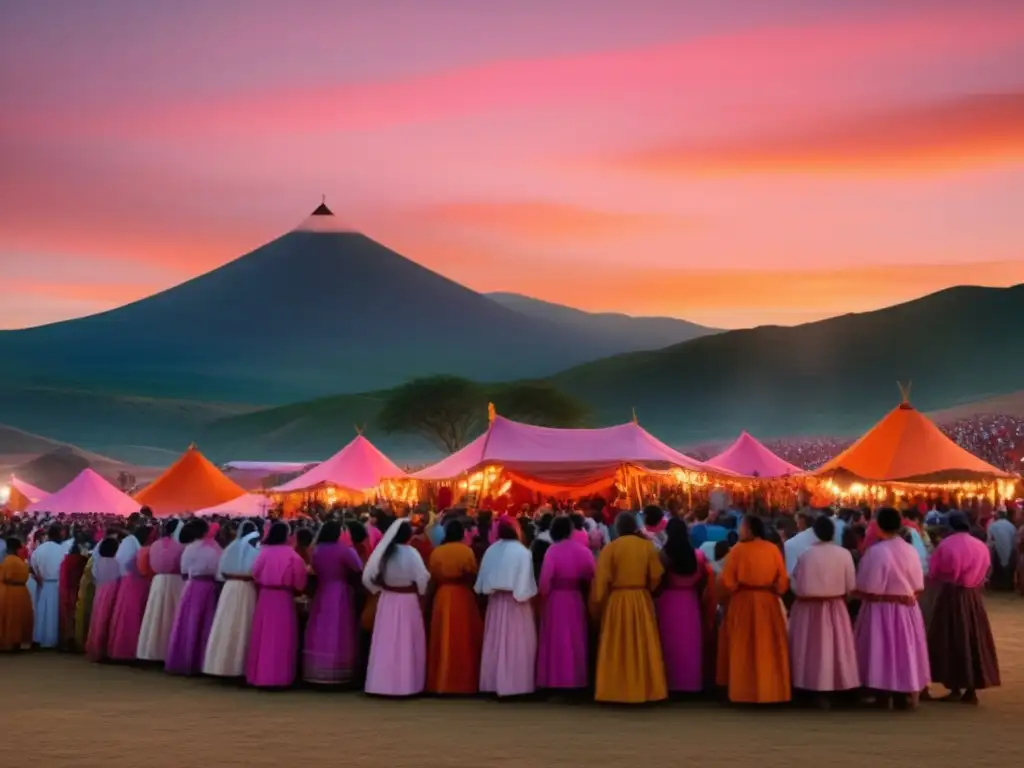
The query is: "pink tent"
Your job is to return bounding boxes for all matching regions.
[195,493,272,518]
[24,468,140,516]
[272,435,406,493]
[12,477,48,504]
[704,431,804,478]
[413,416,719,481]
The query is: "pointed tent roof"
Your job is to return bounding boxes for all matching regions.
[705,432,804,478]
[25,468,140,516]
[4,477,48,512]
[195,493,272,518]
[272,435,406,493]
[817,400,1016,483]
[135,445,246,515]
[412,414,717,481]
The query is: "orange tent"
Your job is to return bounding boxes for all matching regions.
[816,395,1017,484]
[135,444,246,516]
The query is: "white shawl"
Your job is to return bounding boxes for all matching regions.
[475,539,537,602]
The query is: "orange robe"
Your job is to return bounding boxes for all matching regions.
[716,538,791,703]
[426,542,483,694]
[0,554,34,651]
[591,534,667,703]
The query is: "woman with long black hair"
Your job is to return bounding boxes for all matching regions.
[655,518,708,694]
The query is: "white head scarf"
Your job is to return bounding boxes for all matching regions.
[217,521,260,580]
[361,519,406,594]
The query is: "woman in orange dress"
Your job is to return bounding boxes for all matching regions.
[716,515,791,704]
[0,538,34,652]
[426,519,483,694]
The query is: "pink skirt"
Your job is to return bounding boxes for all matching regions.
[480,592,536,697]
[107,573,152,660]
[365,592,426,697]
[789,597,860,692]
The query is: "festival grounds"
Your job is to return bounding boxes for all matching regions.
[6,595,1024,768]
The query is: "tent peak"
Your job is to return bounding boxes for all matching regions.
[488,402,497,424]
[897,380,913,409]
[311,195,334,216]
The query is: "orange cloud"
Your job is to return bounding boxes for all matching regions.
[407,201,697,243]
[619,93,1024,175]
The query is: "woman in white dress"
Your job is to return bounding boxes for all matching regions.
[203,521,261,677]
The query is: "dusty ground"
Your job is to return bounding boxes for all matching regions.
[7,596,1024,768]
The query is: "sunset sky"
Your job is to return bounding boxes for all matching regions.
[2,0,1023,330]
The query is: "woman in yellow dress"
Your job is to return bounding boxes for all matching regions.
[0,538,35,652]
[591,513,667,703]
[74,552,97,651]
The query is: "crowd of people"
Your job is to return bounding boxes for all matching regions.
[0,496,1013,709]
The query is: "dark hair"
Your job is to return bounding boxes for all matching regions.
[98,537,119,558]
[570,513,585,531]
[347,520,368,545]
[536,512,554,533]
[265,522,290,546]
[376,522,412,585]
[476,510,493,544]
[875,507,902,534]
[615,511,639,537]
[713,539,731,561]
[841,526,859,550]
[496,519,518,541]
[47,523,63,541]
[948,512,971,533]
[662,518,698,575]
[744,515,767,540]
[296,528,314,547]
[318,520,342,544]
[550,516,572,543]
[162,519,180,538]
[443,519,464,544]
[177,520,198,545]
[643,505,663,528]
[134,525,151,545]
[5,537,21,553]
[812,516,835,543]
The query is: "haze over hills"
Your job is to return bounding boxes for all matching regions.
[0,204,712,405]
[486,292,719,350]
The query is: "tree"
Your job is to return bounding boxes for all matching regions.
[491,381,588,428]
[378,376,487,453]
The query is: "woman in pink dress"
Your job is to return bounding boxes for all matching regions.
[85,538,123,662]
[246,522,308,688]
[655,518,707,694]
[788,516,860,706]
[363,520,430,697]
[137,519,185,662]
[536,516,594,691]
[476,520,538,697]
[107,526,155,660]
[165,520,223,676]
[302,520,363,685]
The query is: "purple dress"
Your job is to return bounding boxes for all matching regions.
[246,545,308,688]
[165,540,222,676]
[655,551,707,693]
[302,542,363,684]
[536,540,594,689]
[854,537,930,693]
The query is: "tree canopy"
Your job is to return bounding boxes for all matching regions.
[378,376,588,453]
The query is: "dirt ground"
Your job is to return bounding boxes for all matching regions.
[7,596,1024,768]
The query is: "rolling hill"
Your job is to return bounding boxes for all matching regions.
[0,203,705,405]
[486,292,718,350]
[196,283,1024,460]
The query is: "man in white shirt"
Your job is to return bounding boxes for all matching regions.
[29,523,66,648]
[784,512,817,576]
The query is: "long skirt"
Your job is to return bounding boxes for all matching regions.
[596,589,667,703]
[480,592,537,697]
[427,583,483,694]
[788,597,860,692]
[536,587,588,690]
[165,579,218,676]
[85,582,121,662]
[0,583,34,651]
[303,580,359,685]
[656,587,704,693]
[854,601,929,693]
[716,591,791,703]
[989,550,1016,592]
[204,580,257,678]
[59,563,86,650]
[33,580,61,648]
[107,573,152,660]
[75,573,96,651]
[927,583,1000,691]
[365,591,426,697]
[137,574,184,661]
[246,587,299,688]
